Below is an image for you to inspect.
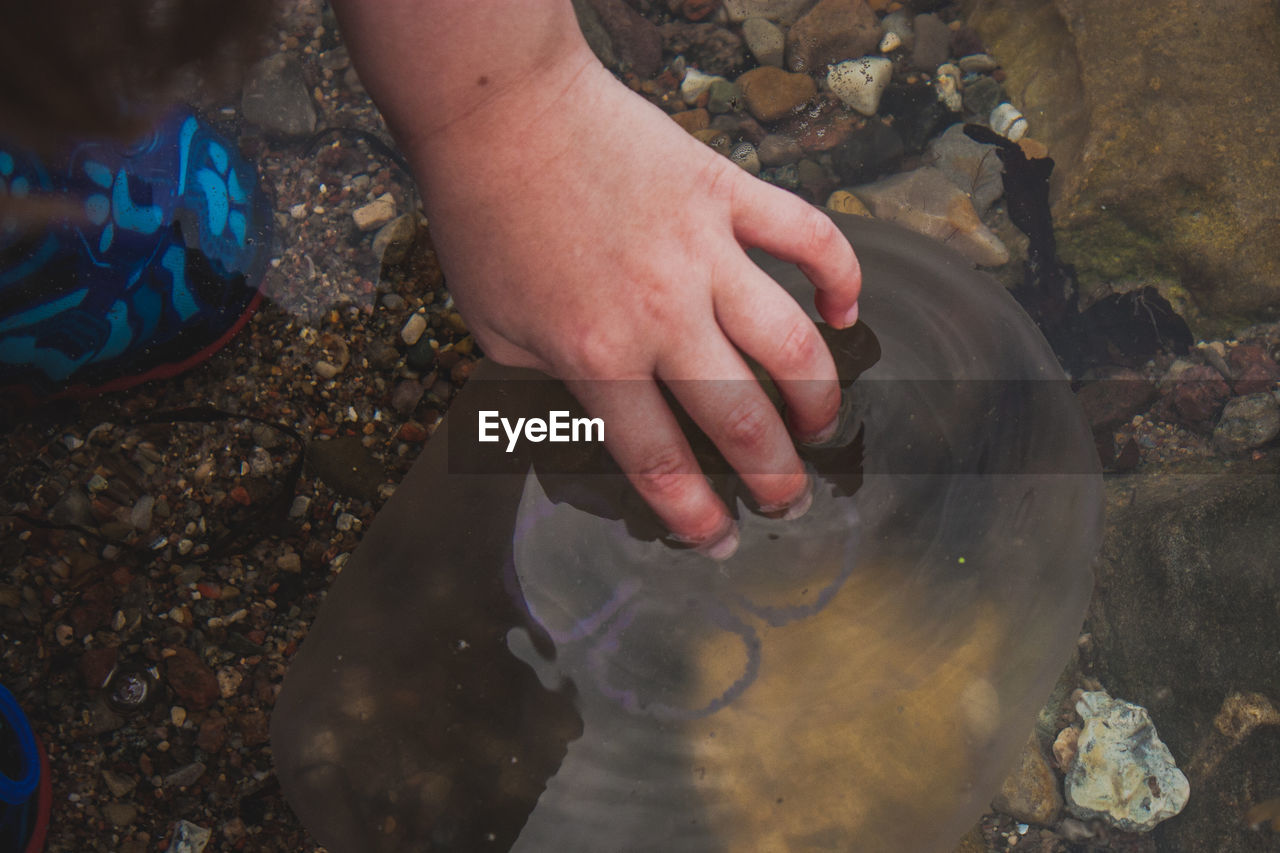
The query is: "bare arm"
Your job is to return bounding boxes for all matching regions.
[331,0,862,558]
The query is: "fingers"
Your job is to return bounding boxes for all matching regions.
[731,178,862,330]
[712,261,844,443]
[566,377,740,559]
[657,334,811,519]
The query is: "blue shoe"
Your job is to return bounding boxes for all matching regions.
[0,108,271,403]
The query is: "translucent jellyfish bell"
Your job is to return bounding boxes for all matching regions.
[271,212,1102,852]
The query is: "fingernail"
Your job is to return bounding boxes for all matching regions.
[758,475,813,521]
[696,520,740,561]
[837,301,859,329]
[796,411,840,446]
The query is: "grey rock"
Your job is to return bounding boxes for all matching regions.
[103,801,139,827]
[722,0,817,24]
[165,820,212,853]
[241,54,316,138]
[924,123,1004,215]
[741,17,785,67]
[162,761,207,790]
[1213,392,1280,453]
[909,13,951,71]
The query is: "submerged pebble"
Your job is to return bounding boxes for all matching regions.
[827,57,893,116]
[990,102,1029,141]
[1065,690,1189,832]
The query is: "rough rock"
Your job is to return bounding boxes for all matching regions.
[1228,344,1280,395]
[964,0,1280,323]
[735,66,817,122]
[1213,393,1280,453]
[352,196,395,232]
[1091,468,1280,849]
[992,733,1064,826]
[923,123,1004,215]
[785,0,881,73]
[851,166,1009,266]
[830,120,903,183]
[1065,691,1189,832]
[241,54,316,138]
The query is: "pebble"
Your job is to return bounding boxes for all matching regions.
[1052,725,1080,771]
[170,705,187,727]
[785,0,882,74]
[103,801,139,827]
[881,10,914,51]
[101,769,137,798]
[400,313,428,346]
[850,166,1010,266]
[372,213,418,266]
[878,31,901,52]
[934,63,963,112]
[909,13,951,72]
[735,66,816,122]
[162,761,206,790]
[706,79,743,114]
[741,17,785,67]
[990,102,1029,141]
[672,108,711,133]
[730,142,762,175]
[1213,392,1280,452]
[825,189,871,216]
[164,649,220,711]
[722,0,814,24]
[1065,690,1189,832]
[165,820,212,853]
[352,194,396,232]
[680,68,725,104]
[756,133,804,166]
[923,123,1004,215]
[958,53,999,73]
[828,57,893,116]
[992,734,1063,826]
[241,54,316,137]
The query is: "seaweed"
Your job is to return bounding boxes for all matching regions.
[964,124,1193,374]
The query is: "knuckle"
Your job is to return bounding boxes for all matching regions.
[558,326,621,377]
[632,446,696,500]
[798,211,843,260]
[774,317,824,375]
[721,397,776,454]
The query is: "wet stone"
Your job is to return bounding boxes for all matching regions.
[1213,392,1280,452]
[241,54,317,137]
[165,649,220,711]
[992,733,1063,826]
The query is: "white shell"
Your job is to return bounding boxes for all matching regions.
[878,31,902,53]
[827,56,894,116]
[990,102,1029,141]
[681,68,726,105]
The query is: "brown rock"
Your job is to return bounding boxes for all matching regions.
[682,0,720,21]
[165,648,220,710]
[1164,364,1231,430]
[785,0,881,73]
[197,713,228,753]
[671,108,711,133]
[587,0,663,77]
[80,646,119,690]
[658,22,745,76]
[992,733,1064,826]
[735,66,817,122]
[773,93,859,152]
[236,708,271,747]
[1228,345,1280,395]
[967,0,1280,323]
[909,13,951,71]
[1074,369,1158,432]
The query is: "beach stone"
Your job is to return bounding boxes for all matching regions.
[164,649,220,711]
[1213,393,1280,453]
[909,13,952,71]
[572,0,619,69]
[722,0,816,24]
[923,122,1004,215]
[659,22,745,76]
[1228,344,1280,395]
[851,166,1009,266]
[827,57,893,116]
[372,214,418,267]
[241,54,316,138]
[352,196,395,232]
[880,10,915,51]
[785,0,881,73]
[735,66,817,121]
[681,0,720,20]
[742,18,785,66]
[825,190,870,216]
[680,69,724,105]
[965,0,1280,323]
[1163,364,1230,431]
[586,0,663,76]
[757,133,804,166]
[992,733,1063,826]
[706,79,743,113]
[772,93,857,153]
[103,801,139,828]
[1065,691,1189,832]
[671,108,711,133]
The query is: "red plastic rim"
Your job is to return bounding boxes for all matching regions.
[22,734,50,853]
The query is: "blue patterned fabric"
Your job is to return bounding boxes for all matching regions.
[0,108,270,400]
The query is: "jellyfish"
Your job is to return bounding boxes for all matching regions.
[270,212,1102,852]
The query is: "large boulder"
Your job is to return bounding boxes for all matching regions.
[964,0,1280,327]
[1089,464,1280,850]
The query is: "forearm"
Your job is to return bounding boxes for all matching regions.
[330,0,597,178]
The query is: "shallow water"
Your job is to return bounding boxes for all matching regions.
[2,2,1279,852]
